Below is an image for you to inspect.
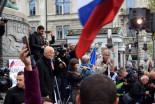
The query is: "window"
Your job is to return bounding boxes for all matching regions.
[56,26,62,40]
[31,27,35,34]
[56,0,70,15]
[29,1,36,16]
[56,0,62,15]
[126,0,135,14]
[64,0,70,14]
[64,25,70,39]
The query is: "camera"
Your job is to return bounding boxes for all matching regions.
[120,79,126,82]
[57,47,66,56]
[0,68,12,93]
[45,31,50,33]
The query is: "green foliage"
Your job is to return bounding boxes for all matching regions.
[146,0,155,12]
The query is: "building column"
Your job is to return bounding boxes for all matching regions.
[123,52,126,67]
[114,43,118,67]
[120,52,123,67]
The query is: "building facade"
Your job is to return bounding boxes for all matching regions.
[12,0,153,68]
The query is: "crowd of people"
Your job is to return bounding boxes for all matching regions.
[3,25,155,104]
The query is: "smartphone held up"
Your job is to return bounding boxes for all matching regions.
[22,36,31,56]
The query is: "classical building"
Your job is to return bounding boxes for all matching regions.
[4,0,153,68]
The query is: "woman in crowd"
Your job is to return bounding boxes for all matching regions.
[66,58,86,104]
[78,55,95,80]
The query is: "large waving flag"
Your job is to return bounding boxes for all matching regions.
[90,48,97,65]
[76,0,124,58]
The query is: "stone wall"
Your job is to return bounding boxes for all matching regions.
[0,7,28,67]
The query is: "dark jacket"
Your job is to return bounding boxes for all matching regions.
[36,55,62,102]
[24,66,42,104]
[29,32,44,61]
[4,86,25,104]
[129,81,146,102]
[66,69,86,90]
[54,55,70,78]
[124,71,138,92]
[0,25,5,36]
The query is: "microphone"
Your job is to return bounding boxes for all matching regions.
[57,58,66,67]
[109,63,112,66]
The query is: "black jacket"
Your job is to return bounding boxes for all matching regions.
[66,70,86,90]
[129,81,146,101]
[124,71,138,92]
[4,86,25,104]
[0,25,5,36]
[36,55,62,102]
[54,55,70,78]
[29,32,44,60]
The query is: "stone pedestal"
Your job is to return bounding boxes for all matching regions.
[0,7,28,67]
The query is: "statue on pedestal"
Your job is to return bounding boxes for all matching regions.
[0,0,19,10]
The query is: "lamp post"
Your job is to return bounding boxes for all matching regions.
[128,44,132,66]
[106,29,114,62]
[142,37,148,71]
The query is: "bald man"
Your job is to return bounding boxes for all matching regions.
[36,46,64,102]
[146,71,155,104]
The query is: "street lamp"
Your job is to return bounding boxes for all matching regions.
[142,37,148,71]
[130,17,144,30]
[137,18,143,25]
[106,29,114,62]
[128,44,132,66]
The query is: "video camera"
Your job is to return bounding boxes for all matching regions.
[0,68,12,93]
[57,47,66,56]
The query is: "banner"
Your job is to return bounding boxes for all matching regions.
[9,59,25,87]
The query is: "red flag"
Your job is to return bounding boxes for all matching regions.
[76,0,124,58]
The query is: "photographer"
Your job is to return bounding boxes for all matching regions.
[54,47,70,103]
[66,58,87,104]
[129,75,149,104]
[118,69,138,93]
[42,30,55,46]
